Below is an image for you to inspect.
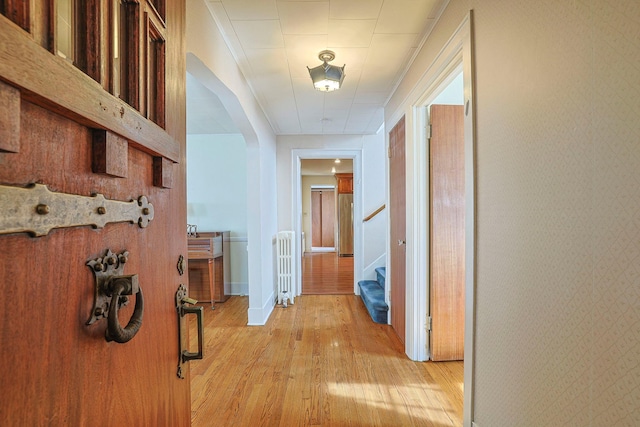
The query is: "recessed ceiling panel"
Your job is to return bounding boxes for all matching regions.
[375,0,437,34]
[328,19,375,48]
[232,20,284,49]
[278,2,329,35]
[353,91,388,104]
[348,104,378,121]
[327,48,367,70]
[323,94,352,111]
[329,0,383,20]
[244,48,290,76]
[220,0,278,20]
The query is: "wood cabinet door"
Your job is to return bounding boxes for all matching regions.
[429,104,465,361]
[0,2,191,425]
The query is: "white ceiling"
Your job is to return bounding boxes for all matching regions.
[192,0,445,135]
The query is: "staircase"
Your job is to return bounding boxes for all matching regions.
[357,267,388,324]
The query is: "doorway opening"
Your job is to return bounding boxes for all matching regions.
[300,159,354,295]
[185,71,249,307]
[392,12,475,425]
[293,150,363,297]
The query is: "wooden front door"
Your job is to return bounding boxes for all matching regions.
[311,189,335,248]
[0,2,191,425]
[389,116,406,343]
[429,104,465,361]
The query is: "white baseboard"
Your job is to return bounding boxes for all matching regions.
[229,282,248,296]
[247,291,275,326]
[311,247,335,252]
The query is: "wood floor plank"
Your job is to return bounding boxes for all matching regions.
[190,295,463,426]
[302,252,354,294]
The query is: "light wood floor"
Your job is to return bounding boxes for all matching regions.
[302,252,354,295]
[189,295,463,426]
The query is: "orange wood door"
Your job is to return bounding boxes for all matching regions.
[389,116,406,342]
[321,189,335,247]
[429,104,465,361]
[0,3,191,425]
[311,189,335,248]
[311,190,323,246]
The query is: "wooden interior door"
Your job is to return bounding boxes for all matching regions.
[321,189,335,247]
[389,116,406,342]
[0,2,191,425]
[429,104,465,361]
[311,189,335,248]
[311,190,322,246]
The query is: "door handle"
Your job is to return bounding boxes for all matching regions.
[398,239,406,246]
[176,284,204,379]
[86,249,144,344]
[105,276,144,343]
[180,305,204,362]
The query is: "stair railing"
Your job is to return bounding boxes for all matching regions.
[363,204,385,222]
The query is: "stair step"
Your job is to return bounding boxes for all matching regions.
[375,267,386,291]
[357,280,388,324]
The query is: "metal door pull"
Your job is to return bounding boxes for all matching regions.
[0,183,154,236]
[86,249,144,343]
[175,284,204,379]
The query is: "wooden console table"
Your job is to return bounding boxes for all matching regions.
[187,231,230,307]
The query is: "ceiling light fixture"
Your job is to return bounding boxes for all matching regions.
[334,158,341,164]
[307,50,345,92]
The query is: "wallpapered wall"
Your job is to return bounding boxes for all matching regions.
[395,0,640,424]
[473,1,639,424]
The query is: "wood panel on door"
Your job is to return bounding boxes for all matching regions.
[0,2,190,425]
[389,116,406,343]
[311,189,335,248]
[429,104,465,361]
[321,190,335,247]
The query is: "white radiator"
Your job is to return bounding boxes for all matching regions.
[276,231,296,307]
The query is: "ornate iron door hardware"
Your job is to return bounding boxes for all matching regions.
[177,254,186,276]
[87,249,144,343]
[175,284,204,379]
[0,183,154,236]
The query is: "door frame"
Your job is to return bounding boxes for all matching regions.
[385,12,476,426]
[292,150,363,296]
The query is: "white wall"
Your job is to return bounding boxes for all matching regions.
[186,133,249,294]
[388,0,640,425]
[360,130,387,279]
[187,0,278,325]
[277,133,387,283]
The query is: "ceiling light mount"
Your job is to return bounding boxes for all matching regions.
[307,50,345,93]
[318,50,335,63]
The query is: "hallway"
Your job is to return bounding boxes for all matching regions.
[189,296,463,426]
[302,252,354,295]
